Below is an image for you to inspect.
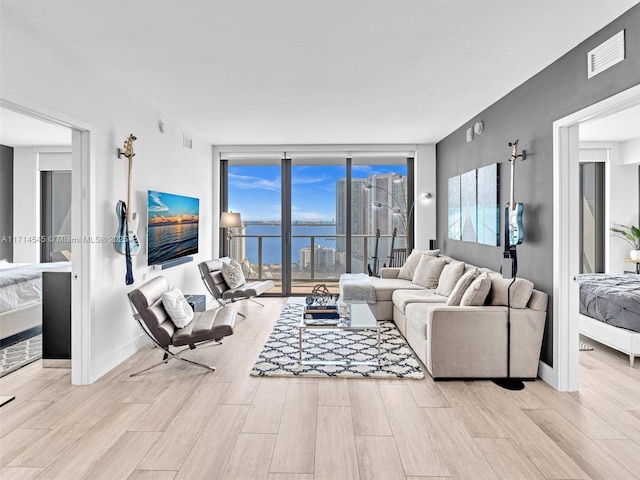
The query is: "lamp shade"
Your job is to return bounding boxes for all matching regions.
[220,212,242,229]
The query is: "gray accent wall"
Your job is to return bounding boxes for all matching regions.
[0,145,13,262]
[435,4,640,366]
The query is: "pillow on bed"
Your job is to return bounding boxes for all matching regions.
[161,287,194,328]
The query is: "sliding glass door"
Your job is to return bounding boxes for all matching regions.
[351,157,409,276]
[290,156,346,294]
[223,153,412,296]
[226,161,283,293]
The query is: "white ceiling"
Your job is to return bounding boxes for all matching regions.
[0,109,72,147]
[579,103,640,142]
[1,0,639,146]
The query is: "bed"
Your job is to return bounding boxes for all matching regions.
[578,273,640,367]
[0,260,72,341]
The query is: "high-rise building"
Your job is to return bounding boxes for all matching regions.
[299,245,336,270]
[230,224,246,262]
[336,173,407,272]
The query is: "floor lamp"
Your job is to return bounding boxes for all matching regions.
[220,212,242,257]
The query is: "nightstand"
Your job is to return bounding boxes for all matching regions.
[624,258,640,274]
[184,294,206,312]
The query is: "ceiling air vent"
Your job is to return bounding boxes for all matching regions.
[587,30,625,79]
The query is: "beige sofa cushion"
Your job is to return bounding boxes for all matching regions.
[487,277,534,309]
[446,268,479,306]
[412,256,447,288]
[392,289,448,312]
[398,249,440,280]
[436,261,465,297]
[370,277,424,302]
[460,272,491,306]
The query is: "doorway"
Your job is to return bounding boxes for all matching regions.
[0,100,91,385]
[551,83,640,391]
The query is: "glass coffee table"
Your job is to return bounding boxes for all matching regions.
[298,302,381,365]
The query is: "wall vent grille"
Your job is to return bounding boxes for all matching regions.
[588,30,625,79]
[183,134,193,149]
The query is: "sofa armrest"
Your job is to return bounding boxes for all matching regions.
[426,306,509,378]
[424,306,544,379]
[379,267,401,279]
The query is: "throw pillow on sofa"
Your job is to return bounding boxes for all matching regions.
[460,272,492,306]
[161,286,194,328]
[436,261,465,297]
[412,255,447,288]
[398,249,440,280]
[487,277,534,308]
[221,258,246,289]
[447,268,479,306]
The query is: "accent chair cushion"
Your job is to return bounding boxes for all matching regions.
[447,268,479,306]
[161,286,194,328]
[487,277,535,309]
[221,258,246,289]
[460,272,492,306]
[436,261,465,297]
[398,249,440,280]
[412,255,447,288]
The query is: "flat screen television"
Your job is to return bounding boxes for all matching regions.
[147,190,199,266]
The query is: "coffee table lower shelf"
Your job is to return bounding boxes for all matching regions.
[298,305,381,366]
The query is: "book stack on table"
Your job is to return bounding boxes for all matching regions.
[304,305,339,320]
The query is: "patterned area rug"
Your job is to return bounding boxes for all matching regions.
[0,334,42,378]
[250,302,424,379]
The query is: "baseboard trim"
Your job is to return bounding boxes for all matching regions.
[43,359,71,369]
[90,333,150,383]
[538,360,557,389]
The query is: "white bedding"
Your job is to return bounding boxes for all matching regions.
[0,260,72,313]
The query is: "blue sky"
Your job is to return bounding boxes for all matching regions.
[148,190,199,224]
[228,164,406,221]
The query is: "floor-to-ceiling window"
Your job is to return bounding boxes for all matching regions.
[222,151,412,295]
[350,157,409,276]
[290,155,346,294]
[579,157,606,273]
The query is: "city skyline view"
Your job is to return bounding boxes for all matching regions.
[228,164,407,222]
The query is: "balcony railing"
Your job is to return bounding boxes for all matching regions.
[230,233,407,294]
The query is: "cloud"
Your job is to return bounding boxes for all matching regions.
[229,172,280,191]
[148,191,170,211]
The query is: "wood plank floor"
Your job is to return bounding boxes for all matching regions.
[1,298,639,480]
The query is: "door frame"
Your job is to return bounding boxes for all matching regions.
[548,83,640,391]
[1,99,92,385]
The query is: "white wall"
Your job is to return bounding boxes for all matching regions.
[620,137,640,165]
[2,18,214,382]
[12,147,39,262]
[581,143,640,273]
[415,144,436,250]
[611,140,640,273]
[12,149,72,263]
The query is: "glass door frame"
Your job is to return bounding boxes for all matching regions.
[220,151,414,296]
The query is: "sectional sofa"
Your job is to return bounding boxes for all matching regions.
[365,249,548,379]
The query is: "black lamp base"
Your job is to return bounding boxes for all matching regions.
[493,378,525,391]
